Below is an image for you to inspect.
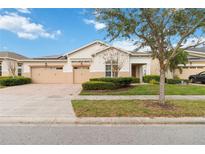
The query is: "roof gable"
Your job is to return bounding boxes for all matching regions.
[0,51,28,60]
[92,46,131,57]
[66,40,109,57]
[67,40,109,59]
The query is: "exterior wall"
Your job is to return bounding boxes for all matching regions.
[68,43,108,59]
[119,72,130,77]
[150,58,160,75]
[90,72,105,78]
[1,59,18,76]
[68,45,131,80]
[90,48,130,74]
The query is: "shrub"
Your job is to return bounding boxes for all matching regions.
[130,77,140,83]
[166,79,181,84]
[167,79,189,84]
[82,81,117,90]
[90,77,133,87]
[149,79,159,84]
[143,75,160,83]
[0,76,31,86]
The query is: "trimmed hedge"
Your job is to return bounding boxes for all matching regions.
[0,77,31,86]
[166,79,181,84]
[82,81,117,90]
[143,75,160,83]
[90,77,133,87]
[167,79,189,84]
[131,77,140,83]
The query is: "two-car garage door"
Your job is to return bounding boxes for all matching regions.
[31,67,67,84]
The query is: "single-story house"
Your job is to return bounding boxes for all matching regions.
[0,40,205,84]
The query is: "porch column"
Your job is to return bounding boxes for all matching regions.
[139,65,143,83]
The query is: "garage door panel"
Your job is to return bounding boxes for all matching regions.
[31,67,67,83]
[73,66,90,84]
[176,67,205,79]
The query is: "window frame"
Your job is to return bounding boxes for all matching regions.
[105,60,118,78]
[17,63,22,76]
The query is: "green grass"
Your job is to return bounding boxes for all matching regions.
[72,100,205,117]
[80,84,205,95]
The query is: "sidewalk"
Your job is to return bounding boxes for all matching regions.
[72,95,205,100]
[1,117,205,125]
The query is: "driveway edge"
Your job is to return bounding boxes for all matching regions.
[1,117,205,125]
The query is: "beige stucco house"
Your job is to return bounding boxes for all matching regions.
[0,40,205,84]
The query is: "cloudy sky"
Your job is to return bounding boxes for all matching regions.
[0,8,137,57]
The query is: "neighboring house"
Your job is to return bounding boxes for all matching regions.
[0,40,205,83]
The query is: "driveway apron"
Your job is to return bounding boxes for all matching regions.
[0,84,81,118]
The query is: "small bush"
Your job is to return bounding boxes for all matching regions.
[143,75,160,83]
[90,77,133,87]
[166,79,181,84]
[167,79,189,84]
[149,79,159,84]
[0,76,31,86]
[82,81,117,90]
[173,75,180,80]
[131,77,140,83]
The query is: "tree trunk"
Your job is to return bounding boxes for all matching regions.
[159,68,166,104]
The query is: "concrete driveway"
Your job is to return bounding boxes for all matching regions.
[0,84,81,118]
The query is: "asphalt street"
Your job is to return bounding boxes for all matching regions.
[0,124,204,144]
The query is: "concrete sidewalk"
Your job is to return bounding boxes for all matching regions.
[1,117,205,125]
[72,95,205,100]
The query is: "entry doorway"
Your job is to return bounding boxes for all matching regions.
[131,64,146,83]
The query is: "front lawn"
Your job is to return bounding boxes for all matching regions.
[72,100,205,117]
[80,84,205,95]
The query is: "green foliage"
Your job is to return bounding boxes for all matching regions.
[143,75,160,83]
[130,77,140,83]
[96,9,205,56]
[90,77,133,87]
[82,81,117,90]
[149,79,159,84]
[169,49,188,73]
[0,76,31,86]
[96,8,205,103]
[166,79,182,84]
[166,79,189,84]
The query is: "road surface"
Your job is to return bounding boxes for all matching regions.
[0,124,204,144]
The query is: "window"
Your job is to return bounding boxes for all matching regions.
[17,63,22,76]
[0,62,2,76]
[56,67,63,70]
[105,60,118,77]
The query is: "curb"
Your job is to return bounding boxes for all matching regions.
[1,117,205,125]
[71,95,205,100]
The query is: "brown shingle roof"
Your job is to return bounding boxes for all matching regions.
[0,51,28,60]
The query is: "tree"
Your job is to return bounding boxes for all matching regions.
[169,49,188,77]
[100,48,127,77]
[95,8,205,104]
[7,60,16,78]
